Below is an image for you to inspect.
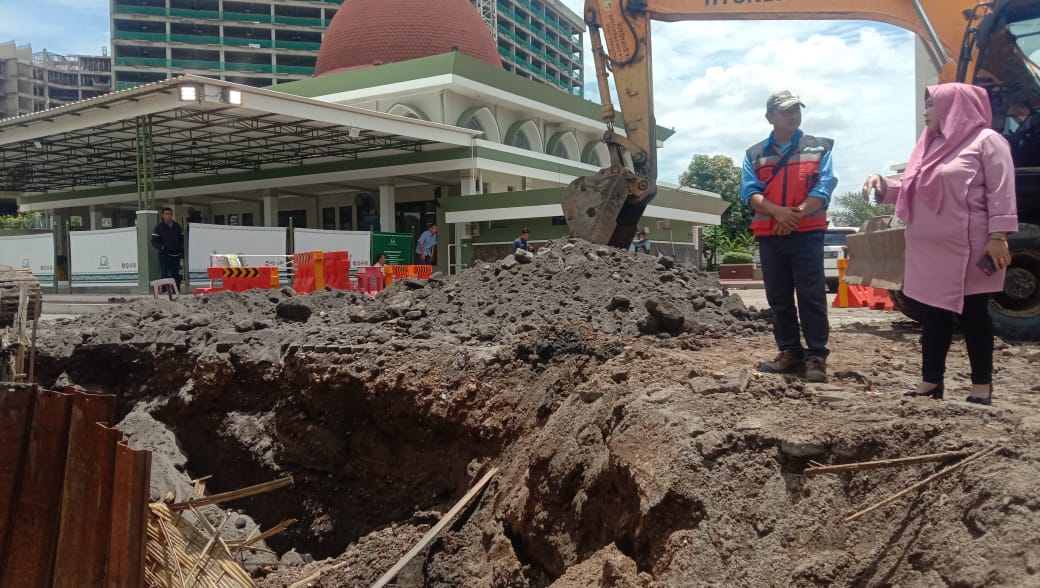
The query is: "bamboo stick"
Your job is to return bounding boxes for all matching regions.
[845,446,999,523]
[286,561,349,588]
[228,519,297,549]
[371,467,499,588]
[170,476,293,511]
[805,450,970,476]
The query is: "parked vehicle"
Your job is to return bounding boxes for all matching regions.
[823,227,857,292]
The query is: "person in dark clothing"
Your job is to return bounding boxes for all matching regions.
[151,207,184,286]
[513,228,532,253]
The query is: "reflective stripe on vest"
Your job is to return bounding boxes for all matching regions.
[747,135,831,237]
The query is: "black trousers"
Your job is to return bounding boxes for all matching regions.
[918,293,993,385]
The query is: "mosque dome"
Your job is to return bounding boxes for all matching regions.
[314,0,503,76]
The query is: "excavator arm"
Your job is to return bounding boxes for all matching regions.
[562,0,981,247]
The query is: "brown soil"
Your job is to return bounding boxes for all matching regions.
[33,239,1040,587]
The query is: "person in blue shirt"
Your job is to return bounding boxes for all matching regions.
[415,223,437,265]
[740,90,837,383]
[513,228,531,253]
[629,229,650,254]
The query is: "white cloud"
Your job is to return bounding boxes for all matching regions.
[560,0,921,203]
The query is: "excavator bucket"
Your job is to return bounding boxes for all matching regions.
[561,166,650,248]
[844,216,907,290]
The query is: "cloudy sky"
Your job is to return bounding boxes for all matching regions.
[557,0,924,201]
[2,0,923,200]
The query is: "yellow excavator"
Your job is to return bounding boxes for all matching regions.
[562,0,1040,340]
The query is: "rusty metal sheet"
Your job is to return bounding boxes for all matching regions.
[0,383,36,561]
[0,387,73,588]
[107,440,151,588]
[53,391,120,588]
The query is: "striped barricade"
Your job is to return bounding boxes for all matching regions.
[414,265,433,279]
[202,266,279,293]
[292,251,325,293]
[323,251,353,290]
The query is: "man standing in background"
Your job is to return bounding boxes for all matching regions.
[150,207,184,288]
[415,223,437,265]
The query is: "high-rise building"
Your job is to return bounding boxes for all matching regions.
[1,42,112,119]
[111,0,339,90]
[111,0,583,94]
[480,0,585,96]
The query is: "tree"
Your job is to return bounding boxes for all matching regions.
[828,190,895,228]
[678,154,753,269]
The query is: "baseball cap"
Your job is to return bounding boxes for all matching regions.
[521,227,530,233]
[766,90,805,113]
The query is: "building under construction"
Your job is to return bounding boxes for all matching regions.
[0,42,112,119]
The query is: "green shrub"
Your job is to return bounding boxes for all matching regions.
[720,251,754,265]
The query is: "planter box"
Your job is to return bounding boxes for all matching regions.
[719,263,754,280]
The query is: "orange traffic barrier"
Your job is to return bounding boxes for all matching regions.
[292,251,325,293]
[356,266,386,296]
[323,251,353,290]
[204,266,280,293]
[833,258,895,310]
[384,264,431,286]
[833,258,870,308]
[870,288,896,311]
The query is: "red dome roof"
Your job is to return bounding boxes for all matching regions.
[315,0,503,76]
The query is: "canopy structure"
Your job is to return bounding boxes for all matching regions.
[0,74,479,208]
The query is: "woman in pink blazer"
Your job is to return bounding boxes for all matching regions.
[863,83,1018,405]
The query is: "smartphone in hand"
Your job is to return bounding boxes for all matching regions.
[977,255,997,276]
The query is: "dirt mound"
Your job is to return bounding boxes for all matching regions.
[31,238,1040,586]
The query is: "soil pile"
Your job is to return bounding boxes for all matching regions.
[32,238,1040,587]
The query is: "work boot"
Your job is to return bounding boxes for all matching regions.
[758,350,804,374]
[805,355,828,383]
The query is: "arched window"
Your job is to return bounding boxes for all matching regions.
[581,140,609,168]
[504,120,543,153]
[386,103,429,120]
[456,105,501,142]
[545,131,580,160]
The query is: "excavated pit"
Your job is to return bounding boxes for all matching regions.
[31,238,1040,586]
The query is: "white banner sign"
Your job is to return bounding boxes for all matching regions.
[69,227,139,286]
[294,228,372,268]
[0,233,55,282]
[188,223,288,280]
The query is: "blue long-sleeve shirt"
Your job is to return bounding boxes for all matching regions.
[739,129,837,207]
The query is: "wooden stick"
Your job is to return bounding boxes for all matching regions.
[170,476,293,511]
[228,518,297,549]
[805,450,970,476]
[286,561,349,588]
[845,446,999,522]
[371,467,499,588]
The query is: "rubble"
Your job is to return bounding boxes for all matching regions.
[29,238,1040,586]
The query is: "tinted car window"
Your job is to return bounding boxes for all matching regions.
[824,231,853,246]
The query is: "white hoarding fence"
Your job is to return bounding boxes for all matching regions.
[294,228,372,268]
[0,233,55,282]
[69,227,139,286]
[188,223,288,281]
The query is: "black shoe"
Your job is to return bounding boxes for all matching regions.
[805,355,828,383]
[758,350,805,374]
[965,384,993,405]
[904,382,943,400]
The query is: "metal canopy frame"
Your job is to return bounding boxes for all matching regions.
[0,75,478,202]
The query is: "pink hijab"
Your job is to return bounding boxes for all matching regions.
[896,83,993,220]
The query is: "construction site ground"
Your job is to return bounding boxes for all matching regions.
[30,239,1040,587]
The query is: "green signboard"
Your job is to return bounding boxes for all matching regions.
[371,232,413,266]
